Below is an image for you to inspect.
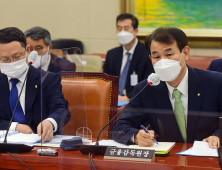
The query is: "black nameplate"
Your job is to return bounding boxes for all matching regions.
[104,147,155,162]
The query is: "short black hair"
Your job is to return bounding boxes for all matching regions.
[24,26,51,46]
[145,27,188,55]
[0,27,27,48]
[116,13,138,30]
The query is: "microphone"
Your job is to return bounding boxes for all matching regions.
[0,51,38,153]
[28,51,38,65]
[147,73,160,86]
[77,73,160,155]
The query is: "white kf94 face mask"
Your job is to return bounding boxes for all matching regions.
[117,31,134,45]
[0,57,28,79]
[153,50,185,82]
[30,47,49,69]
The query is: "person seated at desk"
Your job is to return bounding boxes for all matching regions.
[207,58,222,73]
[112,27,222,149]
[24,26,76,73]
[103,13,154,102]
[0,27,71,142]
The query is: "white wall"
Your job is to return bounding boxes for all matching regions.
[0,0,121,54]
[0,0,221,57]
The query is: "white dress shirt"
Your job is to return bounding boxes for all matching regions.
[8,65,57,132]
[120,38,138,95]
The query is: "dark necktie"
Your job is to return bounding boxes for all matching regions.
[119,52,131,95]
[9,79,26,124]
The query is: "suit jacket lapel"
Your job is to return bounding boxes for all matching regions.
[0,73,12,119]
[115,46,124,76]
[25,66,40,124]
[154,82,184,142]
[187,66,204,143]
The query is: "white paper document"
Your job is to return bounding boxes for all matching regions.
[128,142,175,152]
[88,140,128,148]
[0,130,18,138]
[177,141,218,157]
[0,133,41,144]
[0,132,78,147]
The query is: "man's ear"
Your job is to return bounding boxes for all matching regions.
[134,28,139,36]
[183,46,190,61]
[49,43,53,50]
[26,45,31,56]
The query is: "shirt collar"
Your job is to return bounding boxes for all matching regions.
[123,38,138,55]
[166,67,188,99]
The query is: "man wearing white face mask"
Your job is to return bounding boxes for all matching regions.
[0,27,71,143]
[103,13,154,102]
[112,27,222,149]
[24,26,76,73]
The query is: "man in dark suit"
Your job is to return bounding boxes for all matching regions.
[103,13,154,101]
[207,59,222,73]
[0,27,70,142]
[25,26,76,73]
[112,27,222,148]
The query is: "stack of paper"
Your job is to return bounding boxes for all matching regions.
[0,130,18,138]
[176,141,218,157]
[88,140,128,148]
[0,133,40,144]
[88,140,175,151]
[0,132,79,147]
[128,142,175,152]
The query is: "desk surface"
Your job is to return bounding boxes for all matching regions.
[0,143,220,170]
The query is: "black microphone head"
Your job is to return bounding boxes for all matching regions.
[147,73,160,86]
[28,51,38,64]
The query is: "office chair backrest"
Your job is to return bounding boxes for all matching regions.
[59,72,119,139]
[52,39,84,54]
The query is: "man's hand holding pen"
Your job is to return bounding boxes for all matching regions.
[134,129,155,147]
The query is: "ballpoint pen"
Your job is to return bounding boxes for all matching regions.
[140,125,159,145]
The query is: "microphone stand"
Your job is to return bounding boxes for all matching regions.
[77,83,150,155]
[0,63,34,153]
[96,83,149,145]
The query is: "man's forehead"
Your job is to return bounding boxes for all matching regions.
[0,41,25,57]
[26,37,45,46]
[151,41,178,52]
[0,41,24,51]
[117,19,133,26]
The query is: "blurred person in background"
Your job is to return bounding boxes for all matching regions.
[103,13,154,102]
[25,26,76,73]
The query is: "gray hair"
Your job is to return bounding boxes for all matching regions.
[24,26,51,46]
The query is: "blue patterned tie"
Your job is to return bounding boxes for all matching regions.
[119,52,131,95]
[9,79,26,124]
